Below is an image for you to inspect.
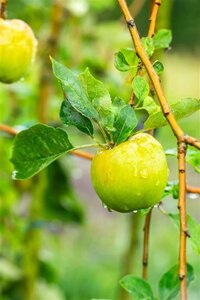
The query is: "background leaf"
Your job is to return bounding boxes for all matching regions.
[169,214,200,255]
[166,147,200,174]
[153,29,172,49]
[43,160,84,223]
[158,264,194,300]
[60,99,94,137]
[163,181,179,199]
[11,124,74,179]
[51,58,99,122]
[120,275,154,300]
[144,98,200,130]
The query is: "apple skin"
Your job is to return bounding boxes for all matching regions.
[91,133,169,213]
[0,18,37,83]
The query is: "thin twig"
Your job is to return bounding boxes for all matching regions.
[38,0,64,123]
[117,0,184,139]
[148,0,161,37]
[186,185,200,194]
[119,214,141,300]
[142,0,162,281]
[116,1,194,298]
[178,141,187,300]
[0,124,17,136]
[0,0,7,19]
[142,209,152,280]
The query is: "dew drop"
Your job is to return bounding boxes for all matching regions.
[155,179,160,186]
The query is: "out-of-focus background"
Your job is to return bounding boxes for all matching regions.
[0,0,199,299]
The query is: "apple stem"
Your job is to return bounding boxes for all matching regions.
[0,0,7,19]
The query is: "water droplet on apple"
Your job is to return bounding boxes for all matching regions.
[102,203,112,212]
[133,210,138,213]
[155,179,160,186]
[139,169,148,179]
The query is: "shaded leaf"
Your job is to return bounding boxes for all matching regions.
[51,58,99,122]
[43,160,84,223]
[60,99,93,137]
[11,124,73,179]
[153,29,172,49]
[120,275,154,300]
[141,37,155,57]
[112,104,138,145]
[158,264,194,300]
[144,98,200,130]
[132,76,150,103]
[153,60,164,75]
[169,213,200,255]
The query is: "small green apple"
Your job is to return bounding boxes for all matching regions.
[91,133,168,212]
[0,18,37,83]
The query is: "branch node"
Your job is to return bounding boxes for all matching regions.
[179,274,186,281]
[127,19,135,28]
[184,230,191,238]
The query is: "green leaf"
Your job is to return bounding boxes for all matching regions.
[142,96,160,115]
[158,264,194,300]
[51,58,99,122]
[112,104,138,145]
[60,99,94,137]
[120,275,154,300]
[153,29,172,49]
[114,48,139,72]
[79,68,114,131]
[186,147,200,174]
[163,181,179,199]
[114,51,130,72]
[153,60,164,75]
[169,214,200,255]
[11,124,74,180]
[144,98,200,130]
[141,37,155,57]
[132,76,150,103]
[166,147,200,174]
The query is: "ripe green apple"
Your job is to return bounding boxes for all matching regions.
[0,18,37,83]
[91,133,169,212]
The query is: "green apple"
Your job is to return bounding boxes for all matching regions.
[0,18,37,83]
[91,133,168,212]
